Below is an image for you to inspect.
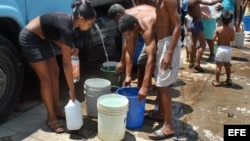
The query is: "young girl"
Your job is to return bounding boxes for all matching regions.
[19,0,96,133]
[212,10,234,87]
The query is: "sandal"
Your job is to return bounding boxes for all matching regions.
[212,80,220,87]
[226,79,233,85]
[148,129,174,140]
[47,120,65,134]
[144,113,164,122]
[194,66,205,73]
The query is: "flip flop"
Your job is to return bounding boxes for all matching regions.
[144,113,164,122]
[148,129,174,140]
[226,79,233,85]
[194,66,205,73]
[212,80,220,87]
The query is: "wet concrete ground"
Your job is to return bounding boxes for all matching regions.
[0,32,250,141]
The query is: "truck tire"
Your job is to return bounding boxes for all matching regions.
[0,35,23,125]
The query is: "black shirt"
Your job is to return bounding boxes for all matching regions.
[40,12,75,48]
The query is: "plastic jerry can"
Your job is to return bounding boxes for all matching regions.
[64,99,83,130]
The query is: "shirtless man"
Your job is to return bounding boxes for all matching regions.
[188,0,222,72]
[145,0,181,140]
[108,4,156,98]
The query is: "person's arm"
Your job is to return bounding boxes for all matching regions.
[123,34,137,86]
[200,0,222,5]
[138,29,156,101]
[115,37,126,74]
[161,0,181,70]
[54,41,76,101]
[243,0,248,8]
[235,0,242,32]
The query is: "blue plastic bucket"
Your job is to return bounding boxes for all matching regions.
[133,36,144,64]
[244,16,250,31]
[116,87,145,129]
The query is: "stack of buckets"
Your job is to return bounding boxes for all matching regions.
[96,87,145,141]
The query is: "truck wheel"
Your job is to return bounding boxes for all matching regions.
[0,35,23,125]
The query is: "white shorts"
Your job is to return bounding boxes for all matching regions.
[215,46,232,63]
[154,36,181,87]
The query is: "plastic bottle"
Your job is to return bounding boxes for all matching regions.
[71,55,80,83]
[64,99,83,130]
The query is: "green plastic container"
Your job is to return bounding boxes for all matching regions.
[100,61,122,87]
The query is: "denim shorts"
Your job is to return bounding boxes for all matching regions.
[190,21,204,34]
[19,28,61,63]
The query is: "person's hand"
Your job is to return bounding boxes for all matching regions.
[138,86,148,102]
[71,48,79,56]
[123,76,132,87]
[203,13,211,19]
[160,54,172,70]
[115,61,125,74]
[215,3,223,12]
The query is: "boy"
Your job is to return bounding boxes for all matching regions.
[212,10,234,87]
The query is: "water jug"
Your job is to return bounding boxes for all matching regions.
[71,55,80,83]
[64,99,83,130]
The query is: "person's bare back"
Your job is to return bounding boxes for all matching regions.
[188,0,203,21]
[126,5,156,35]
[215,26,234,46]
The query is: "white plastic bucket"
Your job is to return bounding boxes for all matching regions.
[84,78,111,117]
[97,94,129,141]
[233,32,245,48]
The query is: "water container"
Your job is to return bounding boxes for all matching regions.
[244,16,250,31]
[233,32,245,48]
[100,61,123,87]
[116,87,145,129]
[71,55,80,83]
[64,99,83,130]
[97,94,129,141]
[84,78,111,117]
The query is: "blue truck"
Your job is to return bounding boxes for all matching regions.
[0,0,130,124]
